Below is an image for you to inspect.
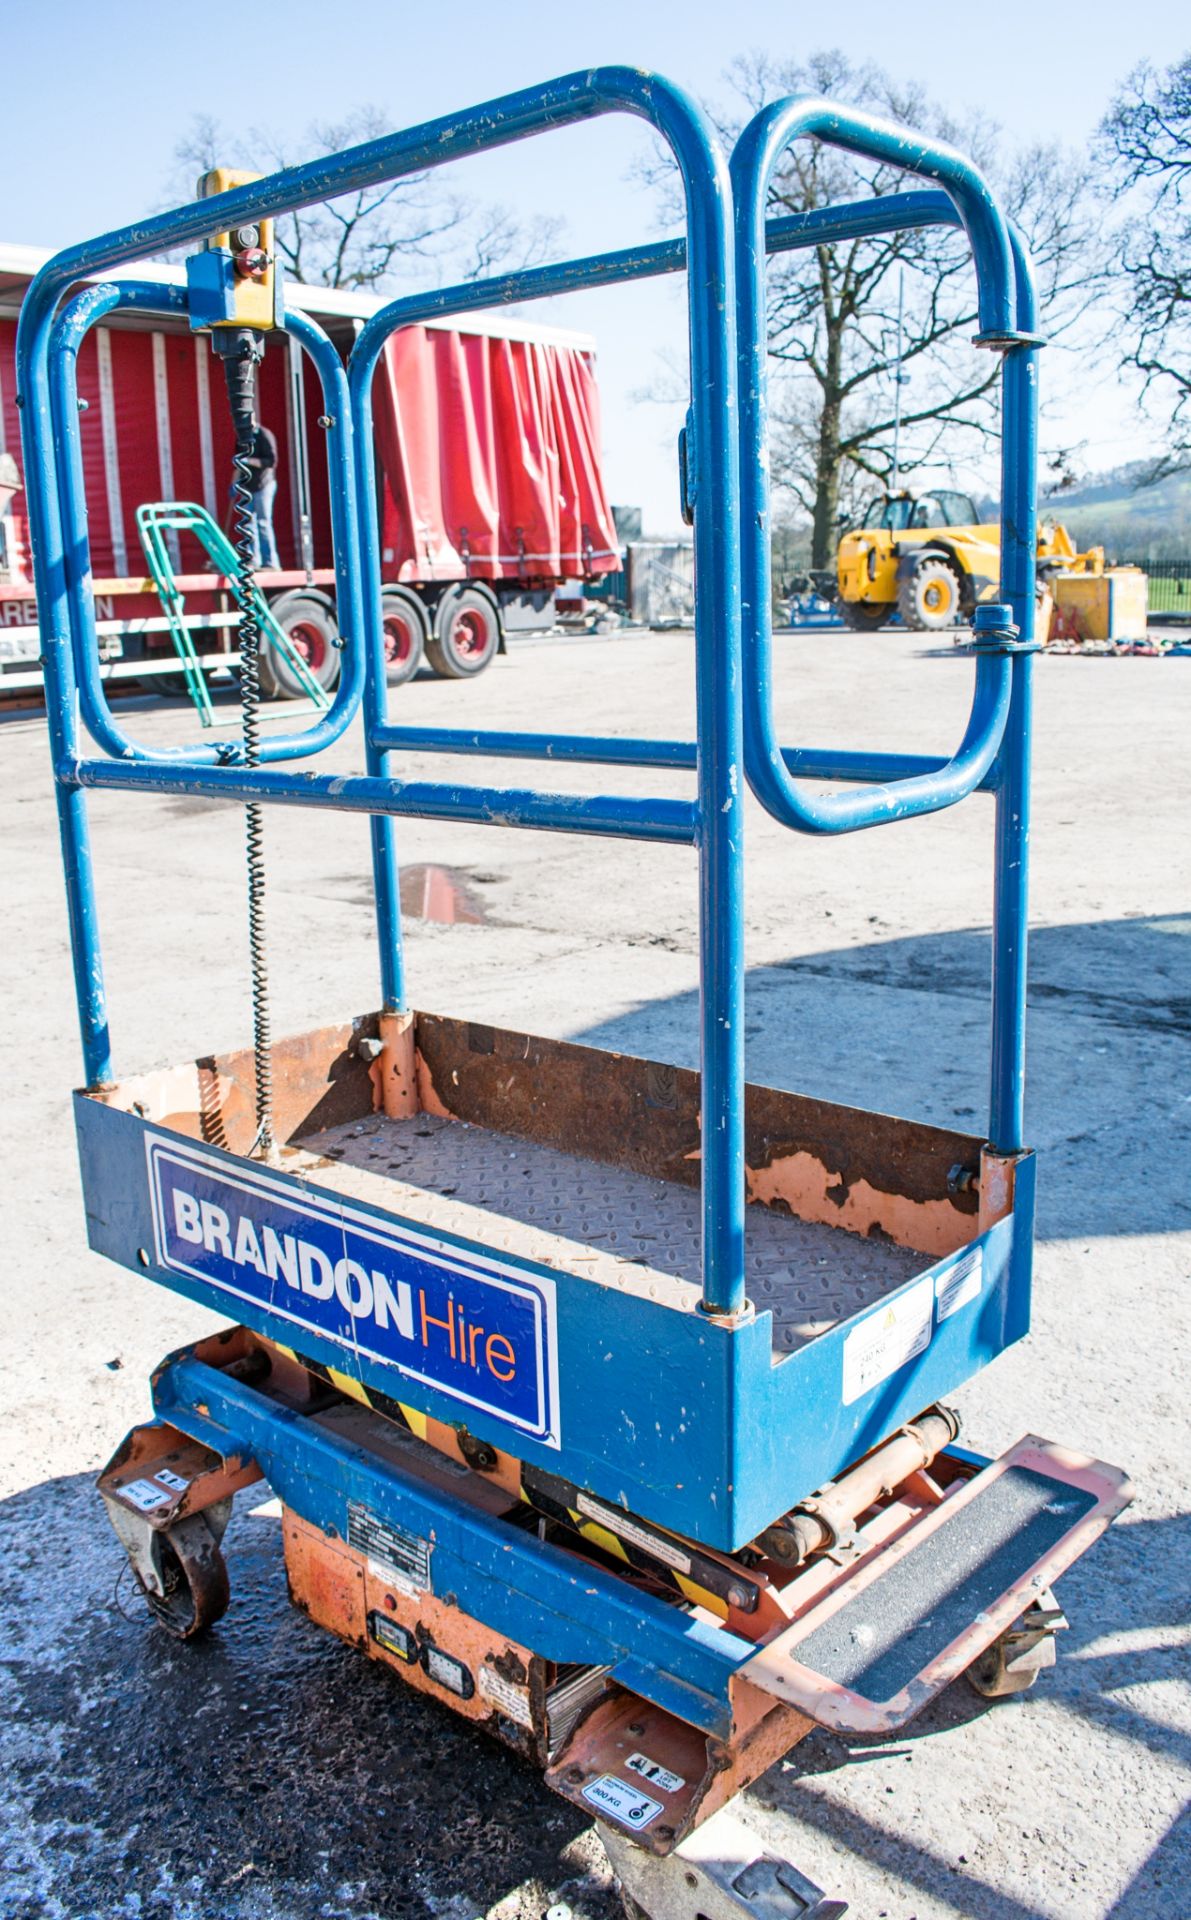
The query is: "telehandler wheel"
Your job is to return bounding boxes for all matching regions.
[839,598,895,631]
[898,557,962,631]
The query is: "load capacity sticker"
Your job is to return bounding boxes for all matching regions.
[118,1478,173,1513]
[842,1276,934,1406]
[581,1774,664,1830]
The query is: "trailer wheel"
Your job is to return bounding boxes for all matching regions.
[262,590,341,699]
[839,598,895,631]
[426,585,500,679]
[898,558,962,631]
[381,585,429,685]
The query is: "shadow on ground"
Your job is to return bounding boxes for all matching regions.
[576,914,1191,1244]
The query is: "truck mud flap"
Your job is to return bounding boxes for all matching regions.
[740,1437,1130,1735]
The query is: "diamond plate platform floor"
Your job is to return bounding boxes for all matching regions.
[291,1114,922,1354]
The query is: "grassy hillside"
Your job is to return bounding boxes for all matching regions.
[1040,464,1191,561]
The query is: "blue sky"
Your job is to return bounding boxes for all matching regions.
[10,1,1188,527]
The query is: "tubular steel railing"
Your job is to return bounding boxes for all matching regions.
[48,282,360,763]
[19,70,1040,1325]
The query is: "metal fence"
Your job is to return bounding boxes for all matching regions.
[1121,559,1191,617]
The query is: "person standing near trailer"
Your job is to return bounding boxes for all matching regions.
[240,419,279,568]
[0,450,22,573]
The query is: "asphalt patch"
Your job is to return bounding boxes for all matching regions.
[0,1474,618,1920]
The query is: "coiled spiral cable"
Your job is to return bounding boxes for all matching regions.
[214,329,274,1159]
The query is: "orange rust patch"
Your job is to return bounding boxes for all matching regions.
[371,1010,418,1118]
[96,1060,224,1140]
[282,1508,537,1733]
[283,1509,367,1647]
[746,1149,969,1258]
[978,1149,1019,1233]
[699,1684,814,1826]
[414,1045,455,1119]
[88,1018,372,1152]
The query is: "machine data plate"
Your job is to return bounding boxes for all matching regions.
[347,1500,432,1594]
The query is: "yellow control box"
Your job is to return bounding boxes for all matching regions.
[195,167,280,332]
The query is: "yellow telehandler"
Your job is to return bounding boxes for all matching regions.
[829,487,1103,631]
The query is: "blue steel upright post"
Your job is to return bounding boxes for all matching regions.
[729,94,1042,1163]
[336,71,747,1313]
[988,230,1040,1155]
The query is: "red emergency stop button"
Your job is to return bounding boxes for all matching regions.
[233,247,269,280]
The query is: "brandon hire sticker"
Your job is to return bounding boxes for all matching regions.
[144,1132,560,1446]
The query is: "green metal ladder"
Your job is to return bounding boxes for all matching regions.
[135,501,331,726]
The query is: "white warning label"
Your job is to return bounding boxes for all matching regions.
[575,1494,692,1575]
[934,1246,983,1322]
[842,1276,934,1406]
[581,1774,664,1830]
[119,1478,172,1513]
[626,1751,685,1795]
[478,1665,534,1729]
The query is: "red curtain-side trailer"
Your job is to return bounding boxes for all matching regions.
[0,246,619,696]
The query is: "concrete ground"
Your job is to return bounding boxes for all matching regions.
[1,627,1188,1920]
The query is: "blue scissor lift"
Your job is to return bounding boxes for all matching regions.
[22,71,1130,1919]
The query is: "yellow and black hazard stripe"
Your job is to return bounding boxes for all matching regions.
[519,1464,759,1618]
[266,1343,758,1620]
[278,1345,438,1442]
[272,1345,515,1483]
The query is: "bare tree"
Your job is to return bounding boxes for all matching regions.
[461,202,564,285]
[749,54,1105,563]
[168,108,562,291]
[1098,53,1191,475]
[636,50,1101,566]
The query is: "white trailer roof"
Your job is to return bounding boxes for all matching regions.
[0,242,596,350]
